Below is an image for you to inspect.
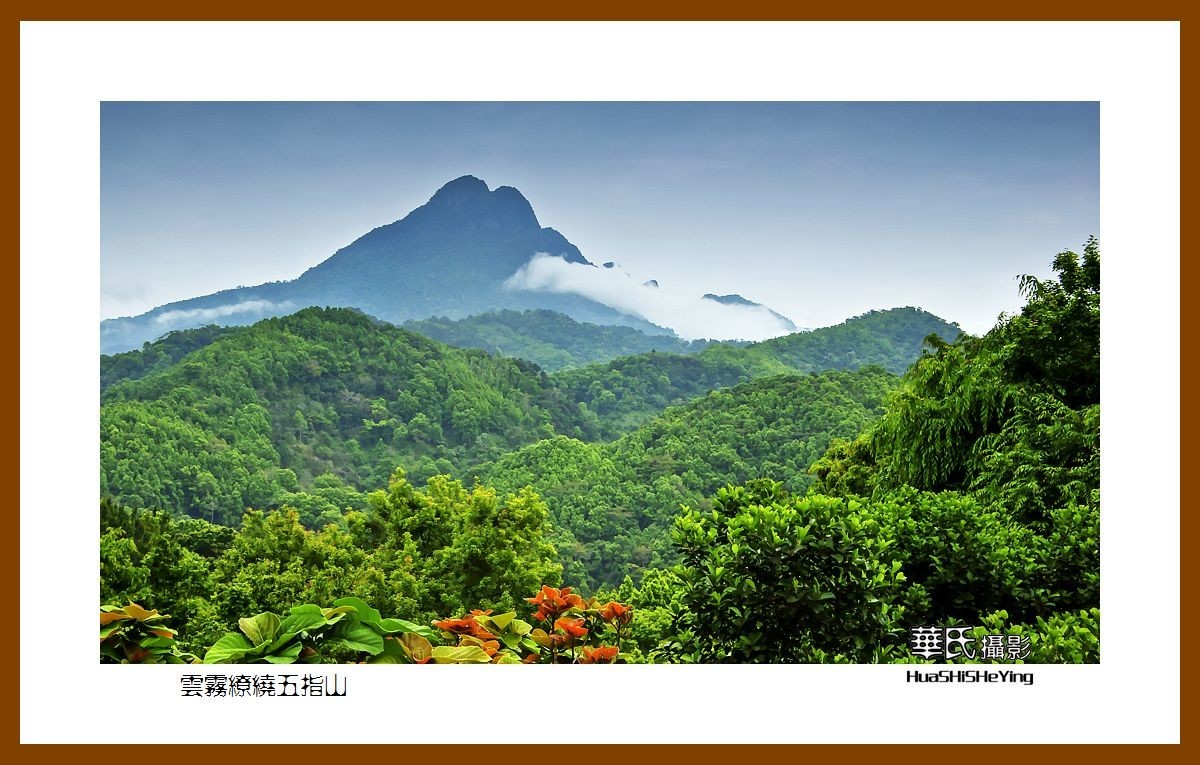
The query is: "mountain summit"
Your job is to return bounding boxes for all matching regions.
[416,176,566,248]
[295,176,591,289]
[100,177,658,353]
[346,175,585,264]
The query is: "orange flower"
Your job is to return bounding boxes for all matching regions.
[580,645,619,664]
[526,585,584,622]
[432,616,477,635]
[524,585,558,607]
[468,619,498,640]
[554,616,589,642]
[599,601,633,626]
[433,614,496,640]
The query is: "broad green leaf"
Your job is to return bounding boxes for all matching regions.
[332,597,381,625]
[203,633,253,664]
[266,631,304,655]
[332,622,385,655]
[509,619,533,636]
[138,636,175,649]
[262,642,303,664]
[488,612,517,631]
[430,645,492,664]
[376,617,438,639]
[369,637,410,664]
[239,612,281,645]
[278,610,329,637]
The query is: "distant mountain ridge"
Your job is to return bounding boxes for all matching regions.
[100,176,669,353]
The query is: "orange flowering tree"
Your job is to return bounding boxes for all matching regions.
[425,585,632,664]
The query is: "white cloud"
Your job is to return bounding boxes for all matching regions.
[504,254,796,341]
[152,299,294,325]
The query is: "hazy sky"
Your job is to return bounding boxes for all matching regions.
[101,102,1098,334]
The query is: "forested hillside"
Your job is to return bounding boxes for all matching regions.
[554,306,960,438]
[610,241,1100,663]
[479,367,898,588]
[404,309,710,372]
[100,305,951,525]
[100,242,1100,666]
[101,307,594,525]
[101,325,238,392]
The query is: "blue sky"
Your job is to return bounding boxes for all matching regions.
[101,102,1098,334]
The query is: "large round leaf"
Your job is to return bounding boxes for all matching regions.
[239,612,282,646]
[203,633,254,664]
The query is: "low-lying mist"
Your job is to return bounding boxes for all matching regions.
[504,254,796,342]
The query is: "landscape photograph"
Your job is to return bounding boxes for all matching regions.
[98,101,1100,665]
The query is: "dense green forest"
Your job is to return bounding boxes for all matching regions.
[479,367,898,588]
[554,307,959,438]
[101,325,239,392]
[100,305,951,526]
[404,309,714,372]
[101,308,594,526]
[101,242,1099,664]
